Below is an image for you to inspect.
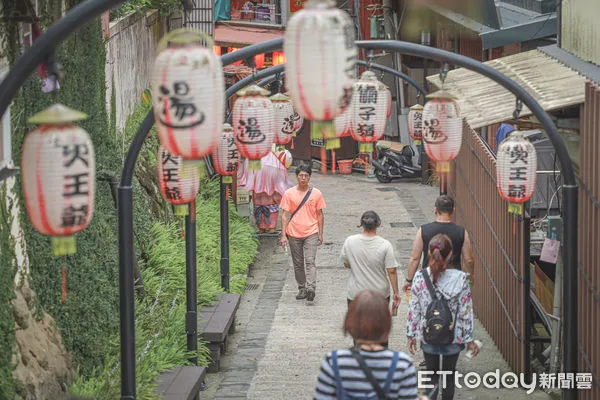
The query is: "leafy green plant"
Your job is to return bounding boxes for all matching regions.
[111,0,182,20]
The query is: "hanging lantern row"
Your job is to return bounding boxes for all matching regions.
[151,29,224,166]
[232,85,275,170]
[496,130,537,215]
[350,70,388,154]
[157,146,200,216]
[21,104,96,257]
[270,93,296,146]
[421,90,462,173]
[284,0,357,148]
[212,123,240,183]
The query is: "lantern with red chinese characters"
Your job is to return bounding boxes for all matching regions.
[408,104,424,143]
[212,123,240,184]
[350,70,388,154]
[157,146,200,216]
[270,93,295,146]
[151,29,224,166]
[232,85,275,170]
[421,91,462,173]
[21,104,96,257]
[284,0,357,150]
[284,91,305,149]
[496,131,537,215]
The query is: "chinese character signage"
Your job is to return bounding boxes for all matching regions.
[350,71,388,153]
[157,146,200,216]
[21,104,96,256]
[212,123,240,184]
[496,131,537,213]
[152,32,224,160]
[408,104,424,142]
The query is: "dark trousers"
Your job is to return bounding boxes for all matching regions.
[423,352,460,400]
[347,297,390,349]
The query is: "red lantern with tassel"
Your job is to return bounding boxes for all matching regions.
[496,130,537,216]
[212,123,240,184]
[232,85,275,170]
[270,93,295,146]
[157,146,200,216]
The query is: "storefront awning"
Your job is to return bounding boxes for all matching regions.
[426,49,586,129]
[213,24,284,47]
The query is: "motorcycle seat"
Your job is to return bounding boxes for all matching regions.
[376,140,408,154]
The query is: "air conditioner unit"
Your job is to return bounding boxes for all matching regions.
[370,16,385,39]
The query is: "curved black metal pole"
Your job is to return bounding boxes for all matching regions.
[0,0,124,121]
[118,110,154,399]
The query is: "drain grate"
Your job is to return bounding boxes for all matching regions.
[390,222,415,228]
[376,187,398,192]
[245,283,260,291]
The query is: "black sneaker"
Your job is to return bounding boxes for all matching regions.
[306,289,315,302]
[296,288,307,300]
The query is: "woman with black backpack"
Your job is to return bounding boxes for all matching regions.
[406,234,479,400]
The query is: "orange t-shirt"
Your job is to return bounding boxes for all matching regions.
[280,186,326,239]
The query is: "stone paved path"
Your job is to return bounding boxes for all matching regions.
[205,171,551,400]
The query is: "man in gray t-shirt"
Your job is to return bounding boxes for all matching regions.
[340,211,401,308]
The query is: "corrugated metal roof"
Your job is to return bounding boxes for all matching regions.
[426,49,586,129]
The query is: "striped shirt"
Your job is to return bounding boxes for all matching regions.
[314,349,419,399]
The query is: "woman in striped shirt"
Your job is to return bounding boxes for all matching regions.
[314,290,420,400]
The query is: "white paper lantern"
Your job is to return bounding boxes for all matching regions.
[496,130,537,215]
[232,85,275,170]
[151,29,224,160]
[270,93,295,146]
[284,0,357,146]
[350,70,388,153]
[276,149,293,169]
[157,146,200,216]
[212,123,240,183]
[21,104,96,256]
[408,104,424,142]
[422,90,462,172]
[334,97,353,139]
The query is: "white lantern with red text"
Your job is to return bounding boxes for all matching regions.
[496,131,537,215]
[212,123,240,184]
[408,104,424,143]
[151,29,224,162]
[284,0,357,149]
[232,85,275,170]
[21,104,96,256]
[335,97,353,138]
[421,91,462,173]
[270,93,295,146]
[157,146,200,216]
[350,70,388,153]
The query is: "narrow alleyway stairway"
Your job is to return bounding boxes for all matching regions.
[205,171,551,400]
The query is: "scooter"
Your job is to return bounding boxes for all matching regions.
[370,140,421,183]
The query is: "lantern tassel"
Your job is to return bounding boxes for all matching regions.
[359,143,373,154]
[325,138,340,150]
[61,266,67,304]
[222,176,233,184]
[248,160,262,171]
[52,236,76,257]
[226,186,229,201]
[320,146,327,175]
[311,121,323,140]
[365,155,369,177]
[183,160,206,179]
[291,138,295,150]
[174,204,189,216]
[332,149,336,174]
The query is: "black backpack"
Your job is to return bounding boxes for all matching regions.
[422,269,456,346]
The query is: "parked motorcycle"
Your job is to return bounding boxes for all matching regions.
[370,140,421,183]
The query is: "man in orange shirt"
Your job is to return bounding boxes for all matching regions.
[280,164,326,302]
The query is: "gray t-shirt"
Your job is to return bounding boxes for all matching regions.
[340,234,398,300]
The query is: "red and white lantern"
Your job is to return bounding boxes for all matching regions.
[335,98,353,138]
[212,123,240,184]
[270,93,295,146]
[232,85,275,170]
[496,130,537,215]
[151,29,224,161]
[421,91,462,173]
[350,70,388,154]
[284,0,357,146]
[276,149,293,169]
[157,146,200,216]
[21,104,95,256]
[385,88,392,118]
[408,104,424,143]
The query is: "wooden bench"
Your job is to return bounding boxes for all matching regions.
[198,293,241,372]
[156,366,207,400]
